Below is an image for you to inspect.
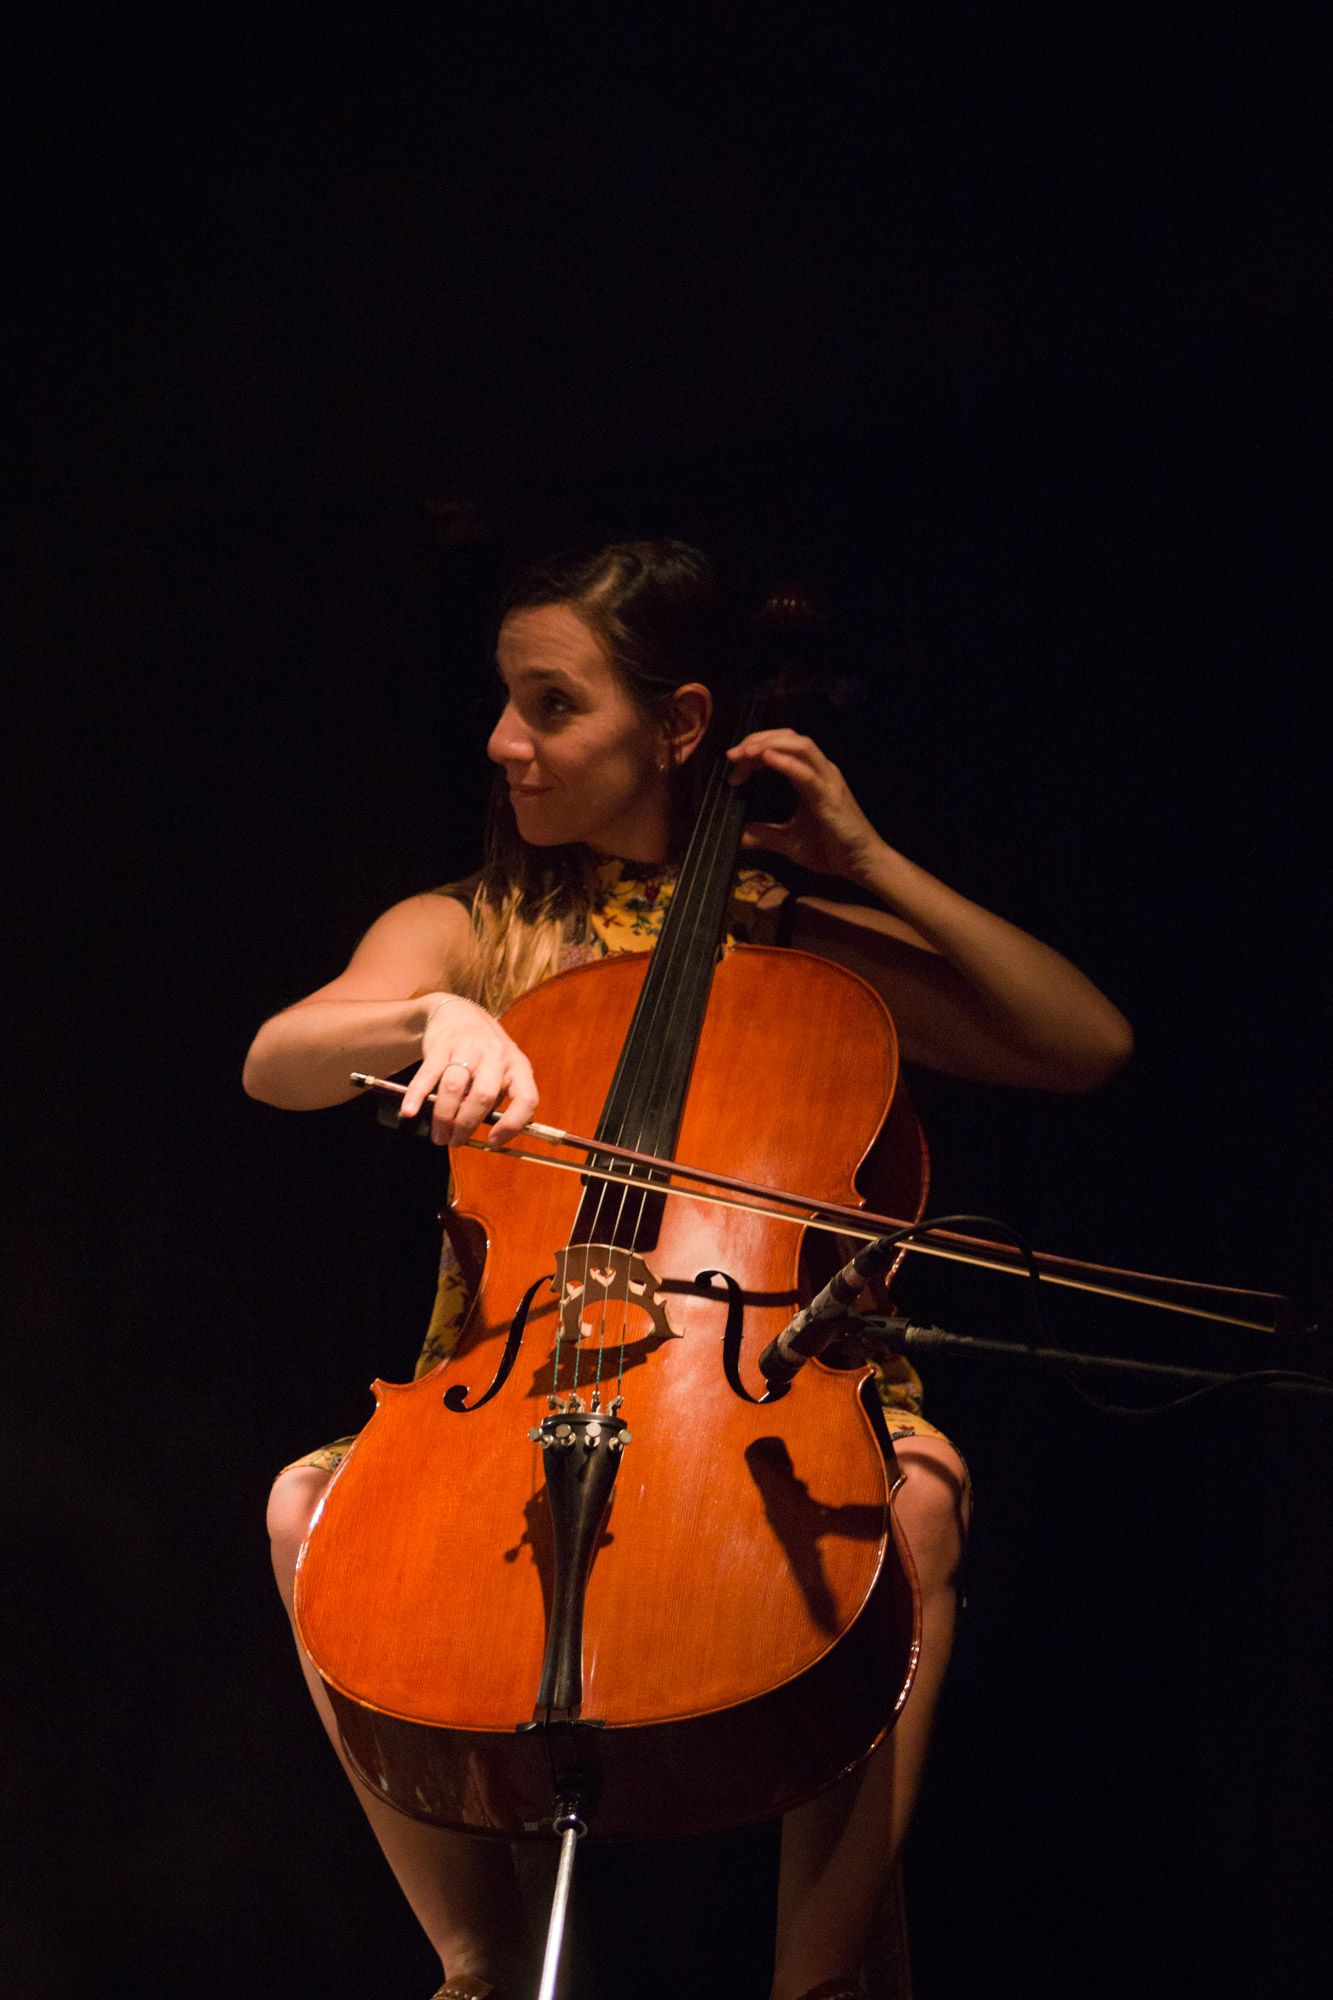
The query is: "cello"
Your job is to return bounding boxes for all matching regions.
[293,691,924,1867]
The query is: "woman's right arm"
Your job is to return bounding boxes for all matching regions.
[242,892,539,1144]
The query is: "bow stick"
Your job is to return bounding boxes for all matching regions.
[350,1072,1305,1336]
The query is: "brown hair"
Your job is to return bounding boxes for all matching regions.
[457,539,738,1012]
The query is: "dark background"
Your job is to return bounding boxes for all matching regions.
[8,8,1327,1998]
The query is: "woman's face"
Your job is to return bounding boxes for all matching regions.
[489,603,676,859]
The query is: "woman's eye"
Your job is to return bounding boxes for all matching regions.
[539,689,575,717]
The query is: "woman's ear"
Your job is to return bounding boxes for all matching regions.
[663,683,712,766]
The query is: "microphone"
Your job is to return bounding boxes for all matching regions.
[758,1233,909,1389]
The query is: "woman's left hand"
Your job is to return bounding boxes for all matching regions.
[726,728,885,884]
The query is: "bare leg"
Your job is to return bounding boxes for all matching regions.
[267,1466,531,1994]
[770,1436,971,2000]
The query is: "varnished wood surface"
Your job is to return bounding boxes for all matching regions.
[295,945,924,1833]
[327,1501,919,1837]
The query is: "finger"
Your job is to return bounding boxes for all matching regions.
[428,1060,476,1142]
[726,740,825,789]
[448,1056,505,1144]
[487,1064,540,1146]
[735,749,828,808]
[727,729,821,761]
[740,821,798,851]
[401,1064,451,1122]
[725,747,779,787]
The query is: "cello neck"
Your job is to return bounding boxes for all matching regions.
[587,748,749,1168]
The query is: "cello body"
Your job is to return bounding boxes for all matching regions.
[295,942,923,1838]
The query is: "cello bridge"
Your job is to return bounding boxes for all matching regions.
[551,1243,678,1350]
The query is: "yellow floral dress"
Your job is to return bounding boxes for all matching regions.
[293,855,943,1474]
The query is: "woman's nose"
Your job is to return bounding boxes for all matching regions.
[487,703,532,766]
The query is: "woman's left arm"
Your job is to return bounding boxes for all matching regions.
[727,730,1134,1092]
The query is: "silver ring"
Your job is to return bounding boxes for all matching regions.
[441,1060,473,1089]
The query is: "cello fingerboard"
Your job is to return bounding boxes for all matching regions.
[574,744,751,1237]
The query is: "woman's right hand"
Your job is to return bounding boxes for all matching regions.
[400,994,539,1149]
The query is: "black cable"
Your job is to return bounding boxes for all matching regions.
[1035,1363,1333,1420]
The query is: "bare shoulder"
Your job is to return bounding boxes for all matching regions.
[298,889,477,1004]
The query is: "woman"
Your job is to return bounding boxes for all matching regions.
[246,539,1132,2000]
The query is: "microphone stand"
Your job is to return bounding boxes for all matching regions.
[853,1317,1333,1400]
[757,1231,1330,1401]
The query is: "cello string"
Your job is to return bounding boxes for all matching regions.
[560,755,729,1402]
[565,763,730,1405]
[559,830,722,1407]
[588,680,764,1400]
[562,816,719,1394]
[605,744,743,1395]
[567,745,734,1400]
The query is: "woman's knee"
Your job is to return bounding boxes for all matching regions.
[891,1437,971,1589]
[266,1464,330,1598]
